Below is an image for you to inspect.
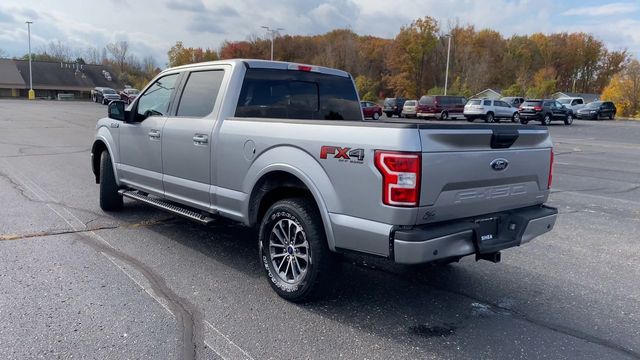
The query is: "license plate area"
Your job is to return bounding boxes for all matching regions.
[475,217,498,243]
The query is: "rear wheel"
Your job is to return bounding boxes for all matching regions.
[440,111,449,120]
[372,112,380,120]
[609,113,614,120]
[466,117,475,123]
[385,112,393,118]
[512,112,520,123]
[564,114,573,125]
[542,113,551,126]
[485,112,495,123]
[520,118,529,125]
[99,151,123,211]
[259,197,336,302]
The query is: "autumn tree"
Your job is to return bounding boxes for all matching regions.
[168,41,218,67]
[602,59,640,117]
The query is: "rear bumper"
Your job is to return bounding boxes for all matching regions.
[393,205,557,264]
[519,112,542,120]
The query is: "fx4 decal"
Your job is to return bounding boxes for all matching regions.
[320,146,365,164]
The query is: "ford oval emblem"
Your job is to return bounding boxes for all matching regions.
[490,158,509,171]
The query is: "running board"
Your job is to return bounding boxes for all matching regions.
[118,190,215,225]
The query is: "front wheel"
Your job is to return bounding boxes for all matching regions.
[512,112,520,123]
[259,198,335,302]
[372,112,380,120]
[440,111,449,120]
[564,114,573,125]
[485,112,495,123]
[542,114,551,126]
[99,151,123,211]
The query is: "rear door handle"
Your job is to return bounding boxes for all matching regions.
[148,129,161,140]
[193,134,208,145]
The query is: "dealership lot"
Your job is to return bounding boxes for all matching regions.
[0,100,638,359]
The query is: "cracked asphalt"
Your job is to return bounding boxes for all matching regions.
[0,99,639,359]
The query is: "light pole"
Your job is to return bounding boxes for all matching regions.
[444,33,452,96]
[261,26,284,61]
[26,21,34,100]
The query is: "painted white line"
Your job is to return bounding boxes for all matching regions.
[2,159,254,360]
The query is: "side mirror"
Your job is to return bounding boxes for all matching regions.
[108,100,127,121]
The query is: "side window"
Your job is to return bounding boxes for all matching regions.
[176,70,225,117]
[555,101,562,108]
[484,100,492,106]
[136,73,179,120]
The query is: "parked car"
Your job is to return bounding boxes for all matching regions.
[119,88,140,104]
[383,97,405,117]
[416,95,467,120]
[401,99,418,118]
[92,59,557,302]
[500,97,525,108]
[557,97,585,112]
[94,87,120,105]
[360,101,382,120]
[464,98,519,123]
[518,99,573,125]
[575,101,616,120]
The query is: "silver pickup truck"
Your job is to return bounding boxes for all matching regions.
[92,59,557,301]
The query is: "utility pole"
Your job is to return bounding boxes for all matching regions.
[261,26,284,61]
[444,34,452,96]
[26,21,34,100]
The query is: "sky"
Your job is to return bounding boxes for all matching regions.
[0,0,639,67]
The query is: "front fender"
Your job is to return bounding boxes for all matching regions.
[242,146,341,251]
[92,121,120,185]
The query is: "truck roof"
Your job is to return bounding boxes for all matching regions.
[163,59,351,78]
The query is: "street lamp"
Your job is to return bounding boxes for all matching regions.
[261,26,284,61]
[444,33,452,96]
[26,21,34,100]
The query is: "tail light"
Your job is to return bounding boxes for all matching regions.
[375,151,421,207]
[548,150,554,189]
[534,106,543,111]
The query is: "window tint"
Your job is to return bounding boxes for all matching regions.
[523,101,542,107]
[483,100,492,106]
[468,100,481,105]
[419,96,434,105]
[235,69,360,120]
[137,73,179,119]
[176,70,225,117]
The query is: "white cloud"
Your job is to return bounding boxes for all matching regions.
[562,2,638,16]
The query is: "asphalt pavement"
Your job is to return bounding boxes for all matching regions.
[0,99,638,359]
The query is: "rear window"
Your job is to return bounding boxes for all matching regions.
[384,98,397,106]
[235,69,361,120]
[103,89,116,94]
[523,100,542,106]
[405,100,416,106]
[468,100,481,105]
[419,96,434,105]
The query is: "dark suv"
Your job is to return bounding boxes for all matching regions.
[416,95,467,120]
[383,98,405,117]
[518,99,573,125]
[576,101,616,120]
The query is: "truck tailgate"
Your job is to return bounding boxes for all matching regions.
[417,126,552,224]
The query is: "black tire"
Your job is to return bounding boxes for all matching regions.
[609,113,614,120]
[564,113,573,125]
[512,112,520,123]
[542,113,551,126]
[372,112,380,120]
[259,197,335,302]
[520,118,529,125]
[385,113,393,118]
[485,112,495,123]
[440,111,449,120]
[99,151,123,211]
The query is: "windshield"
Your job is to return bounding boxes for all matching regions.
[557,98,572,104]
[522,100,542,106]
[404,100,416,106]
[103,89,116,94]
[585,101,602,108]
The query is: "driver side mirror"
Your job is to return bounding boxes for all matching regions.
[108,100,130,122]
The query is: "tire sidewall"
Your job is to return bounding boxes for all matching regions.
[259,200,321,300]
[373,112,380,120]
[543,114,551,125]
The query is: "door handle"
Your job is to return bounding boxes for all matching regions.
[148,129,161,140]
[193,134,208,145]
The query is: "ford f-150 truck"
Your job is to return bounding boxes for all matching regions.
[92,59,557,302]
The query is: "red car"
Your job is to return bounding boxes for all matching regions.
[119,88,140,104]
[360,101,383,120]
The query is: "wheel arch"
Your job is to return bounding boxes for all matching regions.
[91,128,119,185]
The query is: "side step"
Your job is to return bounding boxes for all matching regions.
[119,190,215,225]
